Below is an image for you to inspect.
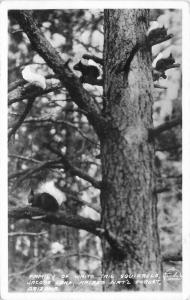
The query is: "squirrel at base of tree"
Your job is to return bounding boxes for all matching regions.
[28,190,59,212]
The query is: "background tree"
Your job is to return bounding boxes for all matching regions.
[8,9,182,292]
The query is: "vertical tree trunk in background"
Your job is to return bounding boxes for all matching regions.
[59,23,80,272]
[101,9,162,291]
[64,101,80,271]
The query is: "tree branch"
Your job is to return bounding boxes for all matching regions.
[8,79,26,92]
[9,147,102,189]
[8,231,47,237]
[8,159,62,180]
[154,84,167,89]
[8,97,35,141]
[162,251,182,262]
[23,118,100,147]
[9,10,106,135]
[149,117,182,139]
[8,81,63,106]
[8,154,40,164]
[8,206,101,236]
[156,144,181,152]
[8,74,58,92]
[155,186,171,194]
[64,191,101,213]
[45,144,102,189]
[74,38,102,53]
[67,164,102,189]
[164,63,180,71]
[149,34,174,47]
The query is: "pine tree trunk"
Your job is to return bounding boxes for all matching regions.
[101,9,162,291]
[64,101,80,270]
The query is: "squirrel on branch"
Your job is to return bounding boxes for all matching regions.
[28,189,59,212]
[112,25,173,77]
[73,61,100,82]
[73,60,103,85]
[155,53,175,72]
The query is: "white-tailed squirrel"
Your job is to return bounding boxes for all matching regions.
[73,61,100,83]
[156,53,175,72]
[28,190,59,212]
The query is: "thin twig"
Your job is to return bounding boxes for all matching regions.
[64,192,100,213]
[8,231,47,237]
[8,154,41,164]
[23,117,100,147]
[45,144,102,189]
[8,159,62,180]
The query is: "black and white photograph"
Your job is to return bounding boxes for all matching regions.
[1,1,190,298]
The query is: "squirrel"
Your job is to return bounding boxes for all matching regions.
[155,53,175,72]
[28,189,59,212]
[147,26,168,42]
[73,61,100,83]
[119,26,172,76]
[152,69,167,81]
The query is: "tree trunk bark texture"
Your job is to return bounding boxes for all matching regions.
[101,9,162,291]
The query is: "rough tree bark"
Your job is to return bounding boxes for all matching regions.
[100,9,162,291]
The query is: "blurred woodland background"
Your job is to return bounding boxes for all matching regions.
[8,9,182,292]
